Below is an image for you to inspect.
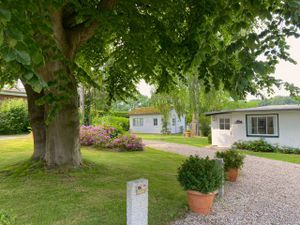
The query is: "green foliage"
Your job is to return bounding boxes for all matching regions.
[216,150,245,171]
[0,210,15,225]
[259,96,300,106]
[233,139,276,152]
[207,133,212,144]
[0,99,30,134]
[233,139,300,154]
[177,156,223,194]
[92,115,129,132]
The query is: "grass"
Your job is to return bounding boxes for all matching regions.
[137,133,209,147]
[238,150,300,164]
[0,137,188,225]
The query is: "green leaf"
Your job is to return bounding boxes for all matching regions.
[0,29,3,46]
[15,50,31,65]
[0,46,16,62]
[7,28,23,41]
[24,72,34,80]
[0,8,11,22]
[31,50,44,65]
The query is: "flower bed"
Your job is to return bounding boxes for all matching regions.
[80,125,144,151]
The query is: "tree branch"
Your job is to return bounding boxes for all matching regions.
[68,0,117,58]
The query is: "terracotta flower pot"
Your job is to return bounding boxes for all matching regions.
[185,131,191,137]
[227,168,239,182]
[187,190,216,215]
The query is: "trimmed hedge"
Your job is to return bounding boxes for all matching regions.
[92,115,129,131]
[233,139,300,154]
[0,99,30,134]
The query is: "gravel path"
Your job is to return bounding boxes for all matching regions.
[144,140,300,225]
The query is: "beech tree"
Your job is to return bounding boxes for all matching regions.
[0,0,299,168]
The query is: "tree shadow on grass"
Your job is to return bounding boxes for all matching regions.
[0,159,105,178]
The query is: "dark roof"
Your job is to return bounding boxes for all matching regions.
[205,104,300,116]
[128,107,161,116]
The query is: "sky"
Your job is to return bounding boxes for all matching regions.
[137,37,300,99]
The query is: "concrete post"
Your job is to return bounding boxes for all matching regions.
[127,179,148,225]
[215,158,224,198]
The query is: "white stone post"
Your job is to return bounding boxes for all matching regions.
[127,178,148,225]
[215,158,224,198]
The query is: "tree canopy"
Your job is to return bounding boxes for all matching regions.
[0,0,299,167]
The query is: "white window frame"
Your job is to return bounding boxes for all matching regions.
[219,117,230,130]
[132,118,144,127]
[246,114,279,137]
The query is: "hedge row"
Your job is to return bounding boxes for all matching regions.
[0,99,30,134]
[233,139,300,154]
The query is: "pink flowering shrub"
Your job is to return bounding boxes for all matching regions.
[80,125,114,146]
[106,134,144,151]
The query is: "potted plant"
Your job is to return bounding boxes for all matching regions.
[215,150,245,182]
[177,156,223,215]
[184,129,192,137]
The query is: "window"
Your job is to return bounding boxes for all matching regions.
[246,114,278,137]
[153,118,158,126]
[172,118,176,126]
[219,118,230,130]
[133,118,144,127]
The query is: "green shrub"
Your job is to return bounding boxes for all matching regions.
[93,115,129,132]
[0,99,30,134]
[215,150,245,171]
[0,210,15,225]
[279,146,300,154]
[233,139,300,154]
[207,132,212,144]
[177,156,223,194]
[233,139,275,152]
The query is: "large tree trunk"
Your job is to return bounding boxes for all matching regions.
[23,82,46,160]
[45,88,81,168]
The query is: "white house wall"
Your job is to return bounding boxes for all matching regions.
[129,109,186,134]
[169,109,186,134]
[211,111,300,148]
[130,114,163,134]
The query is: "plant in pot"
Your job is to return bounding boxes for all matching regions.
[215,149,245,182]
[177,156,223,215]
[184,129,192,137]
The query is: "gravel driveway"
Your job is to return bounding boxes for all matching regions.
[144,140,300,225]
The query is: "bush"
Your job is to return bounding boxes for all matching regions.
[207,132,212,144]
[106,134,144,151]
[80,125,116,146]
[233,139,300,154]
[0,210,15,225]
[233,139,275,152]
[177,156,223,194]
[215,150,245,171]
[0,99,30,134]
[93,115,129,132]
[279,146,300,154]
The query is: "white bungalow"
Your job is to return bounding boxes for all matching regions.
[205,105,300,148]
[129,107,186,134]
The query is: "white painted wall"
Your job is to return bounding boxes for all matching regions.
[211,111,300,148]
[129,109,185,134]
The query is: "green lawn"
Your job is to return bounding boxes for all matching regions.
[137,133,209,147]
[0,138,187,225]
[238,150,300,164]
